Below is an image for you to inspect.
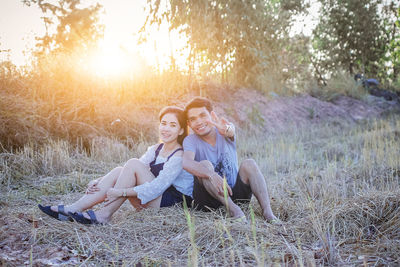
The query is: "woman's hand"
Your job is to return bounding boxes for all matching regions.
[105,188,123,200]
[85,179,100,194]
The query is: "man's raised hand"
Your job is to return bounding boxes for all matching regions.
[208,111,230,136]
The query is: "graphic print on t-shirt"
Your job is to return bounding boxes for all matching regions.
[214,152,236,185]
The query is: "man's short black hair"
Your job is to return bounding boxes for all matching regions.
[184,97,213,119]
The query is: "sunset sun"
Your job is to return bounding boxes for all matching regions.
[88,40,135,78]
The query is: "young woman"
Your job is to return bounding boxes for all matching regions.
[38,106,193,224]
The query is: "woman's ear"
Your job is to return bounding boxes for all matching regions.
[179,128,184,135]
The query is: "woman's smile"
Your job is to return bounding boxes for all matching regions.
[159,113,183,144]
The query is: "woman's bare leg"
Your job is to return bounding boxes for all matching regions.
[50,167,122,214]
[86,158,160,223]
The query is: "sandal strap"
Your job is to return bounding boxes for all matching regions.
[86,210,98,223]
[58,205,65,215]
[57,205,70,221]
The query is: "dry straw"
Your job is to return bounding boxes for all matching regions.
[1,113,400,265]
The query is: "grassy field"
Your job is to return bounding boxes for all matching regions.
[1,110,399,266]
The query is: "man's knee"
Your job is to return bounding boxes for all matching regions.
[240,158,258,174]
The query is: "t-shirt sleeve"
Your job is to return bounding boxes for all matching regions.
[139,145,157,165]
[183,135,197,153]
[133,156,183,204]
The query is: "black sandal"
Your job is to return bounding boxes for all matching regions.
[69,210,101,225]
[38,204,72,221]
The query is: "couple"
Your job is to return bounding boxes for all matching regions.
[39,97,279,224]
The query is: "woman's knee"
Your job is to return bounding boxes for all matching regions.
[104,166,123,180]
[112,166,123,175]
[124,158,142,169]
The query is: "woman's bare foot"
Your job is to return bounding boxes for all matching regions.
[50,205,74,214]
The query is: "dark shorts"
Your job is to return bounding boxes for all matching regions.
[160,186,193,208]
[192,174,252,211]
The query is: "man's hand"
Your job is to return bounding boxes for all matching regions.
[209,173,233,197]
[207,111,231,136]
[85,179,100,194]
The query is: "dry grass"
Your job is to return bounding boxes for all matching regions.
[1,112,400,266]
[309,70,367,102]
[0,59,196,149]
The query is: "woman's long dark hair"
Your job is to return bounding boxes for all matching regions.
[158,106,188,145]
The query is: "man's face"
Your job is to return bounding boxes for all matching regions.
[187,107,213,136]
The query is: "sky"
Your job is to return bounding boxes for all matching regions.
[0,0,319,70]
[0,0,153,66]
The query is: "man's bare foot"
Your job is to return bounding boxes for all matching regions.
[229,203,245,219]
[263,213,281,224]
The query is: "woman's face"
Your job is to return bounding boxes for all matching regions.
[159,112,183,144]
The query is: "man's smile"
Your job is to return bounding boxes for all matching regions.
[196,124,207,131]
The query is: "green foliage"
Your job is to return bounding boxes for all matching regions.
[313,0,400,85]
[313,0,386,77]
[309,70,367,101]
[381,6,400,86]
[143,0,308,92]
[247,105,265,126]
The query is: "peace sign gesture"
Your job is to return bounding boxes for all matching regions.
[207,111,234,137]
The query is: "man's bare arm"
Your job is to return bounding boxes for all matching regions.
[183,150,232,196]
[182,150,214,179]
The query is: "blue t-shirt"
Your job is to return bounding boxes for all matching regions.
[183,127,238,187]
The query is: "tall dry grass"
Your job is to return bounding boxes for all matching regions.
[0,55,197,150]
[1,113,399,265]
[309,70,367,101]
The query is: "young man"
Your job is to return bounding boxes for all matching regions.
[182,97,279,222]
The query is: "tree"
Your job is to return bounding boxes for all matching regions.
[22,0,104,102]
[380,4,400,85]
[23,0,103,57]
[143,0,307,92]
[313,0,399,84]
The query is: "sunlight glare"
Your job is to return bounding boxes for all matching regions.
[88,39,135,78]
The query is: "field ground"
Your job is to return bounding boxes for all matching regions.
[1,94,400,266]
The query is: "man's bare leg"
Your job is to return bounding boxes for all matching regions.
[238,159,278,222]
[198,160,245,219]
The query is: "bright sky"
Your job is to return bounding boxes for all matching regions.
[0,0,184,70]
[0,0,318,75]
